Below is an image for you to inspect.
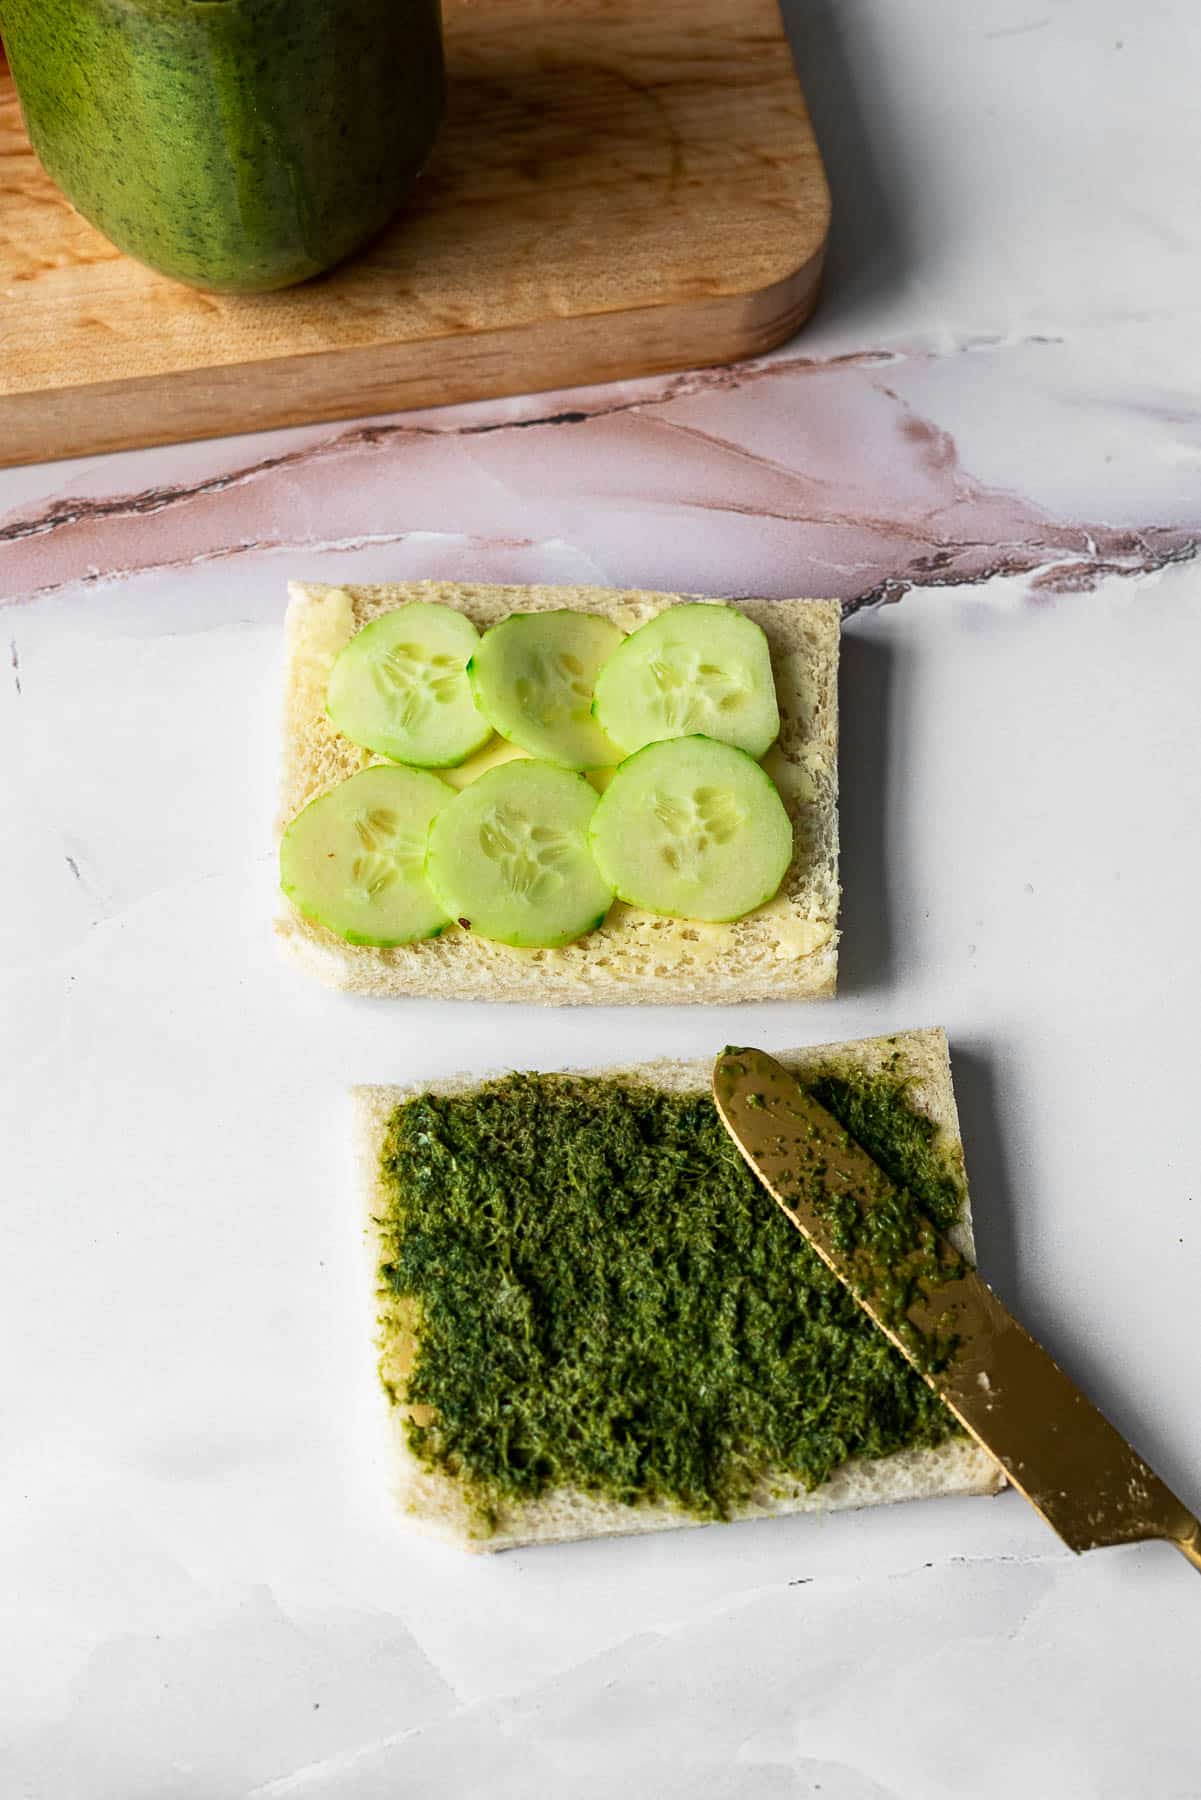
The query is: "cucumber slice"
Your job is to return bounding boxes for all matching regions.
[280,765,451,946]
[326,604,493,768]
[588,736,792,922]
[468,610,625,770]
[426,761,615,948]
[593,603,779,758]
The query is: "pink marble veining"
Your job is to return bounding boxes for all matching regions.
[1,336,1196,610]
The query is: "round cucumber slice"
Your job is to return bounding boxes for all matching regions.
[588,736,792,922]
[593,603,780,758]
[326,604,493,768]
[426,761,615,948]
[280,765,451,946]
[468,610,625,770]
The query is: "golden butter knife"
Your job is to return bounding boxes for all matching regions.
[713,1047,1201,1572]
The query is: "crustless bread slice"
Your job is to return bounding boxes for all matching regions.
[354,1027,1003,1552]
[276,581,840,1003]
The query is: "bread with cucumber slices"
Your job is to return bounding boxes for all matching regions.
[277,580,839,1004]
[355,1027,1002,1552]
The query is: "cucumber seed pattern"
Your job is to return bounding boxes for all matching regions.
[480,804,574,901]
[648,651,750,734]
[372,642,464,728]
[351,807,425,901]
[652,786,746,878]
[516,649,591,728]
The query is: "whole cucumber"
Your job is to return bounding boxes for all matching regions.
[1,0,444,292]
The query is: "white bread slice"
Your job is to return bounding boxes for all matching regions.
[277,581,839,1003]
[354,1027,1003,1552]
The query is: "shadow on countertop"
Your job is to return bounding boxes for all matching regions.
[950,1037,1200,1516]
[948,1040,1020,1306]
[834,628,895,998]
[779,0,909,326]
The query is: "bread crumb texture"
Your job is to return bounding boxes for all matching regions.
[277,581,840,1003]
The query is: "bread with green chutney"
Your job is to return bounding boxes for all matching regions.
[355,1027,1003,1551]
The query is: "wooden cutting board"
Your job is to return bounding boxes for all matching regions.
[0,0,828,469]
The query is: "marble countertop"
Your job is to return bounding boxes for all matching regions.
[3,1,1200,1794]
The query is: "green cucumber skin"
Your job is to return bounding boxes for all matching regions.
[467,612,625,772]
[593,604,779,760]
[279,764,452,947]
[424,762,614,950]
[282,883,449,951]
[320,710,490,771]
[1,0,443,292]
[325,608,493,770]
[341,921,448,950]
[424,870,614,951]
[588,735,792,923]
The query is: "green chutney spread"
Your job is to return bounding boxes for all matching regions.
[1,0,443,291]
[377,1068,967,1525]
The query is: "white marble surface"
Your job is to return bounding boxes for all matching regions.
[3,1,1201,1794]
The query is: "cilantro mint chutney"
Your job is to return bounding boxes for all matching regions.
[378,1069,967,1526]
[0,0,443,292]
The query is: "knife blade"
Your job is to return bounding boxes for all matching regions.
[712,1047,1201,1572]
